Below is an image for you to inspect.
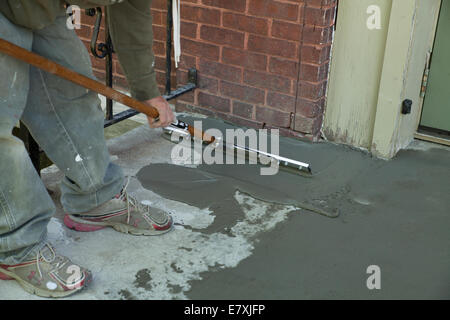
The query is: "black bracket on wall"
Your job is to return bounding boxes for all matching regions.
[402,99,413,115]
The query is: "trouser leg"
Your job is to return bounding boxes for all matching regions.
[0,14,54,264]
[20,15,124,214]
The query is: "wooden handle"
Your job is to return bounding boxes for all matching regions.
[0,38,158,119]
[0,37,217,143]
[189,125,215,143]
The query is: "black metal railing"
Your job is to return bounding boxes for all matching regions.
[86,1,197,128]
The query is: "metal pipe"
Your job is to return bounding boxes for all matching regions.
[105,20,114,121]
[165,0,173,95]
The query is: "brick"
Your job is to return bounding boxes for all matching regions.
[198,59,242,82]
[157,85,165,93]
[222,47,267,71]
[154,56,175,72]
[181,21,198,38]
[176,102,218,118]
[152,0,167,11]
[153,40,165,56]
[271,20,302,42]
[248,0,298,21]
[181,105,261,129]
[177,89,195,103]
[269,57,298,79]
[298,80,327,100]
[255,106,291,128]
[198,76,219,94]
[221,113,262,129]
[178,70,219,94]
[198,92,231,113]
[176,69,187,84]
[222,12,269,36]
[299,63,329,82]
[200,25,245,48]
[232,101,254,119]
[302,25,333,45]
[277,127,311,140]
[248,35,297,59]
[181,5,221,25]
[300,45,331,64]
[244,70,291,94]
[80,13,97,26]
[221,81,265,104]
[294,114,322,135]
[151,10,163,25]
[156,71,177,89]
[295,98,325,118]
[75,25,92,40]
[177,102,297,133]
[304,6,336,27]
[181,38,220,60]
[294,115,315,134]
[266,92,296,113]
[202,0,246,12]
[178,54,196,70]
[152,25,166,41]
[306,0,337,6]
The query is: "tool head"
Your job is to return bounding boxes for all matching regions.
[162,121,313,176]
[162,120,191,142]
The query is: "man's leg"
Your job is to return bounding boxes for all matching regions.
[22,14,172,236]
[21,15,125,214]
[0,13,91,298]
[0,13,52,265]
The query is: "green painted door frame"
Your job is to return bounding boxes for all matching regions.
[420,0,450,132]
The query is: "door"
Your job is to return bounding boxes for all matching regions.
[420,0,450,132]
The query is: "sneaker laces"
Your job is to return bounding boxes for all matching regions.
[35,243,67,280]
[118,177,153,225]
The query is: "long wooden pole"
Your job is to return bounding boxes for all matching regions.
[0,38,213,143]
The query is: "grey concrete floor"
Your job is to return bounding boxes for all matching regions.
[0,111,449,300]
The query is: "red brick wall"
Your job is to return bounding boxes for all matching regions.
[76,0,337,140]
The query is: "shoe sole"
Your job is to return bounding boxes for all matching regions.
[64,214,173,236]
[0,267,92,298]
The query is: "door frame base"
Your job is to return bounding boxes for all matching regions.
[414,132,450,147]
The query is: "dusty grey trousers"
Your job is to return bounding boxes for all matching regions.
[0,13,125,264]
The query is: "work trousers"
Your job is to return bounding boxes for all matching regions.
[0,13,124,264]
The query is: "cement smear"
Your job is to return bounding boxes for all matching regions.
[136,115,380,228]
[135,116,450,299]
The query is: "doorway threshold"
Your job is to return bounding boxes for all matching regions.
[415,126,450,146]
